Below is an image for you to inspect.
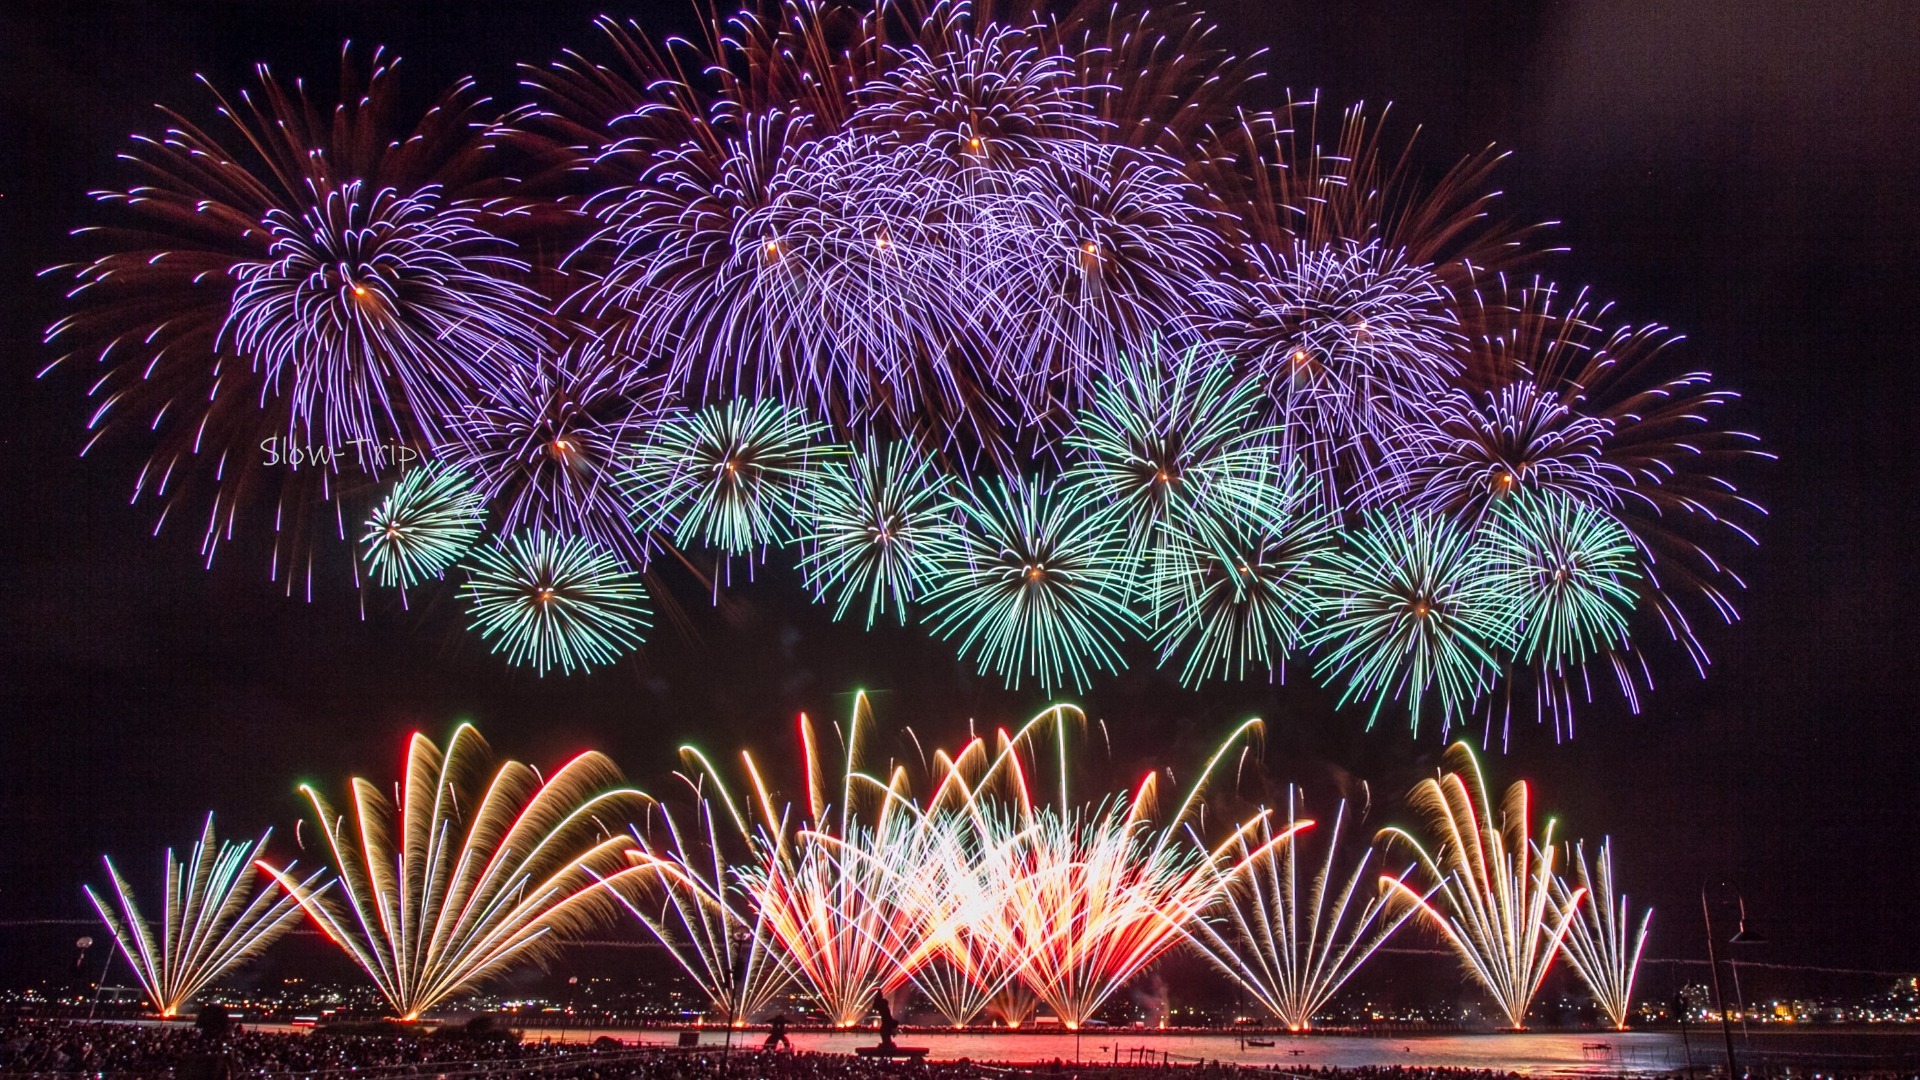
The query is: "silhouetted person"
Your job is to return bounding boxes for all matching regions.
[194,1004,231,1042]
[872,992,898,1051]
[763,1013,792,1051]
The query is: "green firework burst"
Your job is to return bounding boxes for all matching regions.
[1150,467,1335,686]
[924,477,1139,693]
[1309,511,1510,734]
[623,399,831,557]
[463,531,651,675]
[360,462,485,588]
[1481,490,1639,672]
[798,439,951,628]
[1063,343,1286,606]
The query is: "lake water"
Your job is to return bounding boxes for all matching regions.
[532,1028,1696,1075]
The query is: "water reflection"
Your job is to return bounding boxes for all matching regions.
[558,1029,1691,1075]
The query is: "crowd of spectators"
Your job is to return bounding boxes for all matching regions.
[0,1018,1860,1080]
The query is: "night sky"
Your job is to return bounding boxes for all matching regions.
[2,1,1917,1002]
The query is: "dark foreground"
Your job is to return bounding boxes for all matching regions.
[0,1020,1901,1080]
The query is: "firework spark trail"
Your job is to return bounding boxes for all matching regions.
[975,712,1267,1030]
[683,701,927,1026]
[634,699,1272,1029]
[85,815,324,1018]
[925,476,1140,693]
[262,725,649,1019]
[361,462,487,592]
[798,438,951,628]
[462,531,651,675]
[607,776,794,1023]
[46,47,544,590]
[1553,837,1651,1031]
[882,790,1030,1027]
[1378,742,1582,1030]
[1185,795,1427,1032]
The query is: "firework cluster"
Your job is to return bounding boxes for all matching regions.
[47,1,1765,734]
[87,708,1649,1030]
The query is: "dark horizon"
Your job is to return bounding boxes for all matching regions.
[1,0,1916,1008]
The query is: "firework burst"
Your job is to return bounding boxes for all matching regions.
[1379,742,1582,1030]
[361,462,486,590]
[1376,382,1620,523]
[1310,512,1511,734]
[991,141,1225,401]
[1480,491,1644,736]
[85,816,323,1018]
[851,7,1101,166]
[45,0,1766,727]
[45,47,543,588]
[226,178,544,449]
[1217,239,1462,486]
[1148,466,1335,686]
[1452,277,1768,671]
[1062,342,1286,595]
[463,531,651,675]
[262,726,647,1019]
[925,476,1139,693]
[798,439,952,628]
[624,399,831,562]
[444,341,658,569]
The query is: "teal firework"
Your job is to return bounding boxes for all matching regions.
[1063,343,1286,602]
[360,462,485,589]
[1310,512,1509,734]
[624,399,830,558]
[1481,491,1641,729]
[924,477,1139,693]
[463,531,651,675]
[1151,468,1335,686]
[1482,491,1639,670]
[799,439,951,628]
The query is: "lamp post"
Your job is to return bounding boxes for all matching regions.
[1675,990,1695,1080]
[723,928,750,1059]
[1701,884,1766,1079]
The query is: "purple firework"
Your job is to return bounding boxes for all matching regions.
[44,47,543,591]
[440,339,659,569]
[1206,239,1463,504]
[1207,99,1538,287]
[1373,381,1620,523]
[853,7,1103,166]
[990,140,1226,407]
[1453,276,1768,669]
[227,179,547,449]
[532,0,1247,457]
